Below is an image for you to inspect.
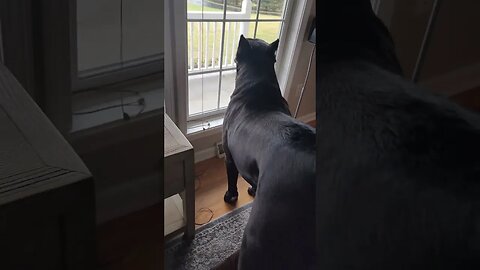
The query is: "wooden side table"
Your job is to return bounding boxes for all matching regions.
[164,113,195,240]
[0,63,96,269]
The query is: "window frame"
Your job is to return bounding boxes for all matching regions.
[169,0,319,135]
[185,0,291,121]
[0,0,165,135]
[72,58,164,92]
[71,0,164,92]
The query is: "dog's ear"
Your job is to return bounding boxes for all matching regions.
[321,0,374,23]
[237,35,251,58]
[319,0,376,44]
[324,0,373,11]
[269,39,279,54]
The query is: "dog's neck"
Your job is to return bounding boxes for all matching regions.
[229,63,289,115]
[233,64,280,96]
[318,2,403,75]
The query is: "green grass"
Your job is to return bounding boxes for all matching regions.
[187,3,282,69]
[187,3,221,12]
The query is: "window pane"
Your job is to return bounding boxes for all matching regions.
[187,0,222,13]
[187,1,227,117]
[187,22,223,71]
[219,69,236,108]
[185,0,287,118]
[187,21,223,117]
[77,0,121,73]
[226,0,257,20]
[188,72,220,116]
[122,0,163,62]
[222,21,243,67]
[257,0,287,20]
[77,0,163,77]
[254,21,282,43]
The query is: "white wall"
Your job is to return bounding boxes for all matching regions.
[419,0,480,80]
[378,0,480,96]
[379,0,435,78]
[285,0,316,120]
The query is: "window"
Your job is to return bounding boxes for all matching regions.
[186,0,290,121]
[71,0,164,132]
[75,0,163,91]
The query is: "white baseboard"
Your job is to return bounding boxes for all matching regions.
[194,146,218,163]
[297,112,316,123]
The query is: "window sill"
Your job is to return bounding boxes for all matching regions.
[71,79,164,133]
[186,114,224,136]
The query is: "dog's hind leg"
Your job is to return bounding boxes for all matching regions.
[247,186,256,197]
[223,136,239,203]
[224,157,239,203]
[242,176,257,197]
[223,134,240,204]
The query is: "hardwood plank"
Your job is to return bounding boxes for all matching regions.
[194,157,254,227]
[96,204,163,270]
[450,86,480,112]
[194,119,315,226]
[182,151,195,239]
[97,120,316,269]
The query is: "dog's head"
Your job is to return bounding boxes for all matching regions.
[235,35,279,76]
[319,0,403,75]
[319,0,380,44]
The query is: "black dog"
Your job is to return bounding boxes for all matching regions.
[222,35,316,269]
[318,1,480,269]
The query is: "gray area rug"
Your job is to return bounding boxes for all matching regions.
[165,203,252,270]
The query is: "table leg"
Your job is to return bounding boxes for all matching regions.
[183,152,195,240]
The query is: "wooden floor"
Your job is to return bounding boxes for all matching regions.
[96,204,163,270]
[96,119,315,269]
[194,158,254,228]
[193,119,315,227]
[451,86,480,111]
[95,157,254,270]
[94,96,479,269]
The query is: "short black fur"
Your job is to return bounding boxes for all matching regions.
[223,35,316,269]
[317,1,480,269]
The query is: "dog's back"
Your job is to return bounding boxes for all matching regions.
[223,37,316,269]
[318,1,480,269]
[228,109,316,270]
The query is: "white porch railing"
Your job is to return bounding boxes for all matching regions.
[187,0,252,74]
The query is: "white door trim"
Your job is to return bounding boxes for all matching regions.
[277,0,313,100]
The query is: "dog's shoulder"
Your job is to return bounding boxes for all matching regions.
[281,121,316,152]
[228,81,290,117]
[321,57,480,181]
